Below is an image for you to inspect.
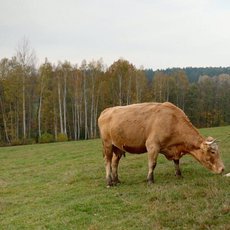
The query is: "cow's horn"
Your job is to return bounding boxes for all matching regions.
[205,139,216,145]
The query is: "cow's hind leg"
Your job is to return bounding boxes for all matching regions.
[111,145,124,185]
[173,159,182,178]
[103,141,113,187]
[146,142,159,185]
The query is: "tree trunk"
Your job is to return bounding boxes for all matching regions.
[83,72,88,139]
[90,75,95,138]
[77,103,81,139]
[126,74,132,105]
[0,97,10,143]
[22,75,26,139]
[38,74,45,139]
[119,74,122,105]
[38,95,42,138]
[63,72,67,135]
[94,84,101,138]
[53,104,58,141]
[72,98,77,140]
[16,99,19,140]
[135,74,140,103]
[58,77,64,134]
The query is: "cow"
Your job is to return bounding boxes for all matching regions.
[98,102,225,187]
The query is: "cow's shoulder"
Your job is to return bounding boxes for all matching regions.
[160,102,185,116]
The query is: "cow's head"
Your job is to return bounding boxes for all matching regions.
[198,137,225,174]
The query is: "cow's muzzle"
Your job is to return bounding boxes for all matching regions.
[214,165,225,174]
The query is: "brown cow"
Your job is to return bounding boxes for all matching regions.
[98,102,225,187]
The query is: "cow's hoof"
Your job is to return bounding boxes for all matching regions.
[147,180,154,186]
[117,178,121,183]
[112,179,121,186]
[175,174,183,179]
[106,182,114,188]
[106,180,113,188]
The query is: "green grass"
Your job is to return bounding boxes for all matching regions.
[0,126,229,229]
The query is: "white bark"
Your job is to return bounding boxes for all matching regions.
[58,77,64,134]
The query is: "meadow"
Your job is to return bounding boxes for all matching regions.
[0,126,229,229]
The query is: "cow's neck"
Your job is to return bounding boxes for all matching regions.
[182,130,204,162]
[179,125,204,153]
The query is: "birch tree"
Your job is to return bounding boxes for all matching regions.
[107,59,136,106]
[61,61,72,135]
[135,69,147,103]
[80,60,88,139]
[88,59,104,138]
[37,59,52,138]
[16,38,36,140]
[0,59,11,143]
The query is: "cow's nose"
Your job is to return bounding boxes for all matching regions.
[219,167,225,174]
[216,166,225,174]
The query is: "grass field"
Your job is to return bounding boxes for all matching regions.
[0,126,229,229]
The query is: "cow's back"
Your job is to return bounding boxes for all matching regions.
[98,102,161,132]
[98,102,178,152]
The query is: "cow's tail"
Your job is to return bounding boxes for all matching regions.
[101,142,126,158]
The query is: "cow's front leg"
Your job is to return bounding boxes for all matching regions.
[103,142,113,187]
[146,144,159,185]
[173,159,182,177]
[111,153,122,185]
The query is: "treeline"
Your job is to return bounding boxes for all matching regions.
[0,55,230,145]
[145,66,230,83]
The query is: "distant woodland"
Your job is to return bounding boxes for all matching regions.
[0,43,230,145]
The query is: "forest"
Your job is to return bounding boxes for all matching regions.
[0,44,230,145]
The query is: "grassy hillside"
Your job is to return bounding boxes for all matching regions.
[0,126,229,229]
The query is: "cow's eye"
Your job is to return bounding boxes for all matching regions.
[211,150,216,154]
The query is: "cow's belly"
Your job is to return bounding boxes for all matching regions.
[110,121,148,153]
[112,138,147,153]
[112,139,147,154]
[112,137,147,154]
[123,144,147,153]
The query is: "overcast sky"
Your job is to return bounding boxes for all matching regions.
[1,0,230,69]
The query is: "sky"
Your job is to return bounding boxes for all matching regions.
[0,0,230,69]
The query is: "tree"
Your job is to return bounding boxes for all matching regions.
[16,38,36,140]
[197,75,216,127]
[80,60,89,139]
[69,66,83,140]
[170,70,189,110]
[106,59,136,106]
[0,59,11,143]
[88,59,104,138]
[153,71,172,102]
[185,83,201,127]
[217,74,230,125]
[37,59,53,139]
[0,54,230,145]
[0,57,24,143]
[61,61,72,136]
[134,69,147,103]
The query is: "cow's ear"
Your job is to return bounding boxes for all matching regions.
[210,142,218,152]
[205,137,218,151]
